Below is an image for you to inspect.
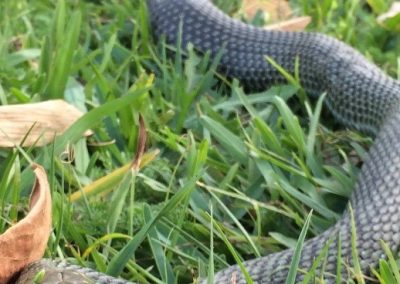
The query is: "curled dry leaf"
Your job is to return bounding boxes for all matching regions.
[0,100,92,147]
[0,164,51,284]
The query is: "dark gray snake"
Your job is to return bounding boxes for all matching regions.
[16,0,400,283]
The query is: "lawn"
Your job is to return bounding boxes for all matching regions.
[0,0,399,283]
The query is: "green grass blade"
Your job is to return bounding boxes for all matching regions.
[380,240,400,283]
[107,172,201,276]
[144,204,176,284]
[106,171,134,234]
[200,115,247,164]
[349,205,365,284]
[53,87,149,156]
[207,204,215,284]
[285,210,313,284]
[272,96,306,154]
[212,218,254,284]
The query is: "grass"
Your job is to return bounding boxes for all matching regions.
[0,0,399,283]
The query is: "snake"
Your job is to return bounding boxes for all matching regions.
[15,0,400,283]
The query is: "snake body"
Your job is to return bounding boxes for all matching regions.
[17,0,400,283]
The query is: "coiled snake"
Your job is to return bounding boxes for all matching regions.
[16,0,400,283]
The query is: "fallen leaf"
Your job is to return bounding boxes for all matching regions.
[377,2,400,31]
[0,164,52,284]
[0,100,92,147]
[242,0,292,22]
[264,16,312,31]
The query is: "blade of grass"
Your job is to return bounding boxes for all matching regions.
[107,170,202,275]
[144,204,175,284]
[285,210,313,284]
[200,115,247,164]
[207,204,215,284]
[380,240,400,283]
[108,136,208,278]
[349,205,365,284]
[212,217,254,284]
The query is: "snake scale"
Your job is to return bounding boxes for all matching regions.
[16,0,400,283]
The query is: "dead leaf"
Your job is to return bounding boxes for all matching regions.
[264,16,312,31]
[0,164,51,284]
[242,0,292,22]
[0,100,91,147]
[377,2,400,31]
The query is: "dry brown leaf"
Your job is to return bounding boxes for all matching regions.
[0,100,91,147]
[0,164,51,284]
[242,0,292,22]
[264,16,312,31]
